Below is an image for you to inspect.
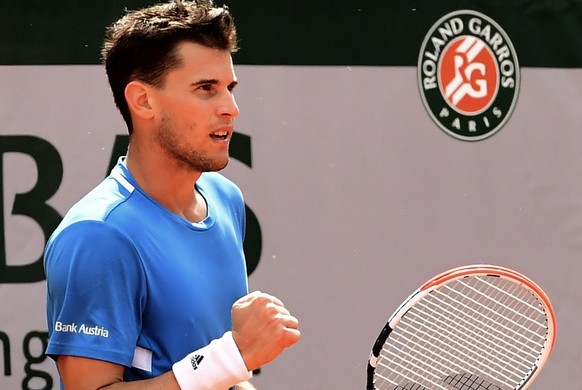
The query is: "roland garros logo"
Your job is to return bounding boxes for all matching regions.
[418,10,520,141]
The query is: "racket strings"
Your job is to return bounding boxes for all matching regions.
[443,277,549,361]
[406,295,533,385]
[449,277,548,341]
[374,275,549,390]
[444,373,502,390]
[376,338,450,388]
[380,318,516,389]
[389,311,522,386]
[393,383,429,390]
[378,280,548,386]
[396,278,548,384]
[429,281,546,369]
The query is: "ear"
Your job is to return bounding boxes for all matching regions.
[124,81,155,120]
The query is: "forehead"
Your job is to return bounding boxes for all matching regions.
[170,41,235,80]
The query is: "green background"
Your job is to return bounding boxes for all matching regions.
[1,0,581,66]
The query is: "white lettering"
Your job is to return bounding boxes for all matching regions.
[468,18,515,72]
[468,17,482,35]
[55,321,77,333]
[437,17,463,41]
[468,120,477,132]
[496,45,511,62]
[423,59,437,76]
[54,321,109,338]
[489,32,504,51]
[79,324,109,338]
[478,24,492,43]
[422,59,438,90]
[451,118,461,129]
[425,51,438,62]
[501,76,515,88]
[430,36,446,56]
[500,59,515,77]
[424,76,437,90]
[449,17,464,35]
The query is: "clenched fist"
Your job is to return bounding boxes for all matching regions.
[231,291,301,371]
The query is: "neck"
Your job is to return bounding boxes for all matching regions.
[125,143,207,222]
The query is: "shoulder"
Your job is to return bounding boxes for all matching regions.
[45,219,139,269]
[44,218,145,299]
[45,177,140,269]
[58,176,132,228]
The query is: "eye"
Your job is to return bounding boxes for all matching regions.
[194,83,218,98]
[228,81,238,93]
[198,84,214,92]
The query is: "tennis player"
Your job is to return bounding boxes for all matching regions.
[43,1,300,389]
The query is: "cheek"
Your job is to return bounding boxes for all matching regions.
[174,101,208,121]
[159,96,215,132]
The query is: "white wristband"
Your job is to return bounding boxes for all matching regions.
[172,331,252,390]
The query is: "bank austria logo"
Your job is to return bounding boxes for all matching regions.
[55,321,110,338]
[418,10,520,141]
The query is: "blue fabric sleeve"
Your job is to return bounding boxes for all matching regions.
[45,220,146,367]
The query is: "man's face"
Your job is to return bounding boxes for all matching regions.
[152,41,239,173]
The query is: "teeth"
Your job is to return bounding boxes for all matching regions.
[210,131,228,140]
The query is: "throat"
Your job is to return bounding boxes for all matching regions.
[184,188,208,223]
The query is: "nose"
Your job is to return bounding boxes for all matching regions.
[219,91,240,118]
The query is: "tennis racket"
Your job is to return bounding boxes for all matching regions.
[366,264,556,390]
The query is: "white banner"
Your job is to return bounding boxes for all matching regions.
[1,64,581,388]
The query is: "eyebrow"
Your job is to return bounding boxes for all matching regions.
[191,79,239,89]
[191,78,218,87]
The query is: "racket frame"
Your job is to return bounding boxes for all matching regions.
[367,264,557,390]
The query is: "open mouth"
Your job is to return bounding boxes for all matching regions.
[209,131,229,141]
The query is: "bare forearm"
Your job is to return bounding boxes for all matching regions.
[58,355,181,390]
[101,372,180,390]
[105,377,254,390]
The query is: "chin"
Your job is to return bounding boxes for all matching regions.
[203,157,230,173]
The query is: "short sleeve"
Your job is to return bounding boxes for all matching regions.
[45,220,146,366]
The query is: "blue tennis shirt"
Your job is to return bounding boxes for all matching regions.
[44,159,249,382]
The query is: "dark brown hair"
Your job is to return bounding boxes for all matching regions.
[102,0,238,133]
